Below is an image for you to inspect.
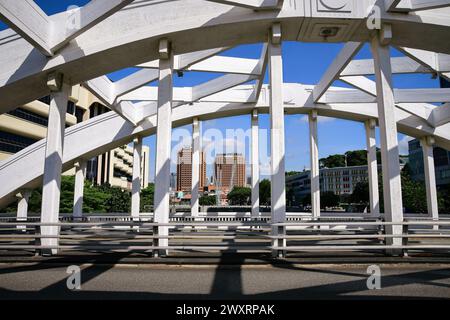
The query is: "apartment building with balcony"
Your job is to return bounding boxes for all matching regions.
[0,85,149,191]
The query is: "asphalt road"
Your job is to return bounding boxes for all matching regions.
[0,263,449,300]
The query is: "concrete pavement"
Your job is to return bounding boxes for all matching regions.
[0,263,449,300]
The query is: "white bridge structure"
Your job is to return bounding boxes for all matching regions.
[0,0,450,257]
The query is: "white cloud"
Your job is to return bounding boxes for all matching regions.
[299,115,336,123]
[398,135,414,155]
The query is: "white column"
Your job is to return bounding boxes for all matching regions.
[365,119,380,215]
[269,23,286,256]
[16,190,31,231]
[191,117,200,217]
[154,39,173,255]
[251,109,260,218]
[421,136,439,229]
[309,110,320,219]
[73,160,87,219]
[131,137,143,220]
[370,27,404,248]
[41,72,70,255]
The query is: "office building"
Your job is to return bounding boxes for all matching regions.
[176,147,207,192]
[214,153,246,193]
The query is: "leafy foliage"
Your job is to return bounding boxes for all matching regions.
[200,195,216,206]
[259,179,271,206]
[227,187,251,205]
[321,191,340,208]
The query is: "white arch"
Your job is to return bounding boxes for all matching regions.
[0,0,449,114]
[1,82,449,208]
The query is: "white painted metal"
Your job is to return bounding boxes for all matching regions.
[191,118,200,217]
[370,34,404,249]
[16,190,31,230]
[365,119,380,215]
[73,160,87,219]
[251,109,260,218]
[313,42,363,103]
[206,0,281,9]
[421,136,439,229]
[131,137,142,220]
[40,77,70,255]
[268,24,286,255]
[154,39,174,255]
[309,110,320,218]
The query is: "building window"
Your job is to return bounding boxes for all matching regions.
[0,131,38,153]
[7,108,48,126]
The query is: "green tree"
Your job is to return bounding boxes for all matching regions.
[200,195,216,206]
[350,181,370,205]
[285,171,300,177]
[141,183,154,211]
[321,191,340,208]
[105,186,131,213]
[320,154,346,168]
[401,164,427,213]
[227,187,251,205]
[259,179,271,206]
[345,150,367,166]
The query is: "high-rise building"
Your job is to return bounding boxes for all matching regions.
[214,153,246,193]
[176,147,207,192]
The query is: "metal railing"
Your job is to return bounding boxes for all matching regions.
[0,218,449,256]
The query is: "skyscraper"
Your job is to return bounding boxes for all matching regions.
[176,147,207,192]
[214,153,246,193]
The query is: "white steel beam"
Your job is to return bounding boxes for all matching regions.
[371,33,404,249]
[191,118,200,217]
[421,136,439,229]
[153,39,173,256]
[365,119,380,215]
[50,0,133,53]
[313,42,364,103]
[16,190,31,231]
[73,160,87,219]
[394,0,450,11]
[252,43,269,103]
[431,103,450,127]
[309,110,320,219]
[0,0,52,56]
[251,109,260,217]
[342,57,433,76]
[0,0,132,56]
[40,74,70,255]
[269,23,286,257]
[205,0,281,9]
[131,137,142,220]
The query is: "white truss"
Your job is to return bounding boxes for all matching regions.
[0,0,449,213]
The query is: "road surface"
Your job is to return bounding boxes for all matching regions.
[0,263,449,299]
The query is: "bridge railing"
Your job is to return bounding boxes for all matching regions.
[0,218,450,256]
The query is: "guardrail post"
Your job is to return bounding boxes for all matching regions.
[402,223,409,257]
[153,225,159,258]
[34,225,41,256]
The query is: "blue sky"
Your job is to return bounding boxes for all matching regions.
[1,0,441,182]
